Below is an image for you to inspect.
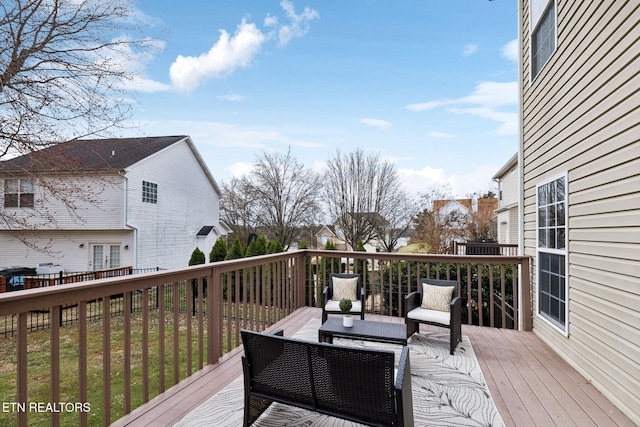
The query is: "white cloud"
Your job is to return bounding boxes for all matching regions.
[108,36,171,93]
[360,118,391,130]
[136,119,324,149]
[457,81,517,108]
[404,100,449,112]
[217,94,247,102]
[502,39,518,63]
[264,14,278,27]
[168,2,319,92]
[226,161,254,178]
[398,167,446,196]
[398,165,498,199]
[169,19,265,92]
[463,43,479,57]
[405,81,518,135]
[277,0,320,47]
[427,131,454,138]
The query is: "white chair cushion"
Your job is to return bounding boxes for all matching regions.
[407,307,451,326]
[325,300,362,313]
[331,277,358,301]
[420,284,454,312]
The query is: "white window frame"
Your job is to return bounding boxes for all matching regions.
[530,0,557,81]
[3,178,34,208]
[535,172,569,335]
[142,180,158,204]
[90,243,121,271]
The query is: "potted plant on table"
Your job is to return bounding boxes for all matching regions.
[339,298,353,327]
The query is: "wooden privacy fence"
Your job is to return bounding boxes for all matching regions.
[0,250,530,427]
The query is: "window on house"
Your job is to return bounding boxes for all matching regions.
[537,175,567,332]
[531,0,556,79]
[3,178,34,208]
[142,181,157,204]
[109,245,121,269]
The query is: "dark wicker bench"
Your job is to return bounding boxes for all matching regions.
[241,329,414,427]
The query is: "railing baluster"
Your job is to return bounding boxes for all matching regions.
[17,312,27,427]
[158,284,165,393]
[466,265,473,325]
[197,276,204,369]
[173,282,179,386]
[50,305,60,427]
[124,291,131,414]
[142,289,149,402]
[186,279,193,377]
[102,297,111,425]
[78,301,88,426]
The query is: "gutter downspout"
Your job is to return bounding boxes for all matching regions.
[121,171,138,269]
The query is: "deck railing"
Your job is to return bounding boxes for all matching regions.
[0,250,530,427]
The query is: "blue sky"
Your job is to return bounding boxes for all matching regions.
[123,0,518,198]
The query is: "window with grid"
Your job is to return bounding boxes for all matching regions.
[109,245,121,268]
[3,178,34,208]
[142,181,157,204]
[531,0,556,79]
[537,175,567,331]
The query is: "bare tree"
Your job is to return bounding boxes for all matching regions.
[220,148,323,250]
[324,148,406,250]
[374,190,418,252]
[219,177,259,246]
[465,190,498,241]
[0,0,161,250]
[412,184,466,254]
[1,0,158,157]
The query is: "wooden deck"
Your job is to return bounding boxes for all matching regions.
[112,307,634,427]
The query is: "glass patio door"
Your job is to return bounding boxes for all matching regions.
[90,244,121,271]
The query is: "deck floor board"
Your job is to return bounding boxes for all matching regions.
[112,307,634,427]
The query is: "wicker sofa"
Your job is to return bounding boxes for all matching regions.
[241,329,414,427]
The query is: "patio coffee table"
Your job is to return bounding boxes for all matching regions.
[318,318,407,346]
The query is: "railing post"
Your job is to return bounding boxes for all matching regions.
[297,251,306,309]
[520,257,532,331]
[208,266,222,365]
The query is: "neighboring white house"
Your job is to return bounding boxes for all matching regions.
[0,136,227,271]
[492,153,519,245]
[519,0,639,423]
[315,212,408,253]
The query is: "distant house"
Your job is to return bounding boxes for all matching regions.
[492,153,519,245]
[0,136,227,271]
[315,212,407,252]
[519,0,639,423]
[433,197,498,241]
[315,225,348,251]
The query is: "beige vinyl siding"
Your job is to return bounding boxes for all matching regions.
[508,208,519,246]
[521,0,640,423]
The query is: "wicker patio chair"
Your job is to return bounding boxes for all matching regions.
[321,273,365,323]
[404,278,462,354]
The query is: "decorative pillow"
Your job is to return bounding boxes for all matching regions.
[331,277,358,301]
[420,284,454,312]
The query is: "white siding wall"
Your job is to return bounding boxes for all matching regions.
[500,166,519,208]
[1,175,125,230]
[521,0,640,423]
[125,139,221,269]
[0,230,134,272]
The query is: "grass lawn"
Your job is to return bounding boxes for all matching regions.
[0,308,211,427]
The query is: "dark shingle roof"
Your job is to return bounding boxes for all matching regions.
[0,136,187,173]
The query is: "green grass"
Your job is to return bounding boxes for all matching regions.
[0,308,210,427]
[0,294,285,427]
